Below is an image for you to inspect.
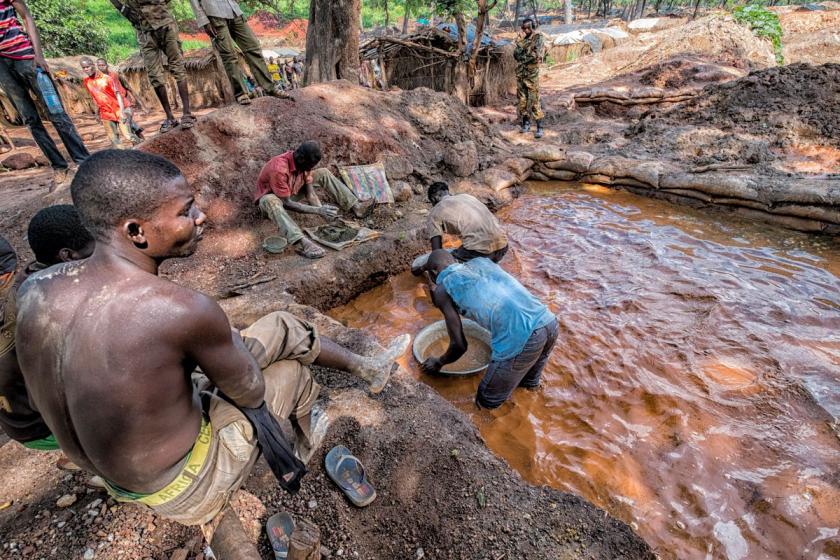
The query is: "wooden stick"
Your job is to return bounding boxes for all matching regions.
[375,37,459,58]
[288,519,321,560]
[208,506,261,560]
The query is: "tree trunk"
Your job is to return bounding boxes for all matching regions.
[691,0,701,19]
[304,0,361,86]
[452,11,469,103]
[384,0,389,30]
[459,0,498,105]
[513,0,522,24]
[565,0,573,23]
[402,5,409,34]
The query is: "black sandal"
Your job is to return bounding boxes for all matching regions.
[159,119,179,134]
[180,114,197,129]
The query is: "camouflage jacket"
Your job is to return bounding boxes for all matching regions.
[121,0,176,31]
[514,32,545,73]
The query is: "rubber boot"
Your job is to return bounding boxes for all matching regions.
[519,117,531,133]
[534,120,544,139]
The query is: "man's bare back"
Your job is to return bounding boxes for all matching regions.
[18,260,215,491]
[17,153,267,493]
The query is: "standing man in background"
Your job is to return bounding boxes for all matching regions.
[109,0,195,133]
[80,57,141,148]
[189,0,280,105]
[0,0,89,186]
[513,17,546,139]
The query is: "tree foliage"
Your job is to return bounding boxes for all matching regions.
[733,4,784,64]
[29,0,109,57]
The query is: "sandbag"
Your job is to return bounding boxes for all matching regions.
[661,188,713,202]
[541,168,579,181]
[483,166,520,192]
[521,146,566,162]
[529,170,551,181]
[660,172,760,201]
[559,151,596,174]
[504,157,535,177]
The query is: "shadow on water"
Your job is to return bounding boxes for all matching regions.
[330,182,840,560]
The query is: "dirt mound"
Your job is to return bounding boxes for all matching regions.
[621,16,777,74]
[779,7,840,64]
[635,63,840,151]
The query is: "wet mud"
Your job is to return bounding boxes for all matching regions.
[331,182,840,560]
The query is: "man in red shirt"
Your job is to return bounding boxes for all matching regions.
[255,141,374,259]
[80,57,141,148]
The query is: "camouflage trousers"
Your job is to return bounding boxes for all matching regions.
[516,72,544,121]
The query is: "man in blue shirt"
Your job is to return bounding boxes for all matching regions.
[418,250,559,409]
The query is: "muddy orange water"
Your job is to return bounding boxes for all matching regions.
[331,182,840,559]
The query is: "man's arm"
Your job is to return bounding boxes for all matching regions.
[189,0,212,31]
[11,1,48,73]
[281,195,337,218]
[421,285,467,375]
[301,181,321,208]
[108,0,145,29]
[180,293,265,408]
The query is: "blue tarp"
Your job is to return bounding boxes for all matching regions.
[435,23,508,53]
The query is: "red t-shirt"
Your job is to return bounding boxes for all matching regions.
[83,71,131,123]
[254,151,312,203]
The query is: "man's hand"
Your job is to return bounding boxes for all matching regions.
[203,23,217,39]
[317,204,339,220]
[33,55,50,74]
[420,356,443,376]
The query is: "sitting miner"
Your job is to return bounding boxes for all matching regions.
[411,182,508,275]
[0,207,95,450]
[418,250,558,409]
[15,149,408,526]
[255,141,375,259]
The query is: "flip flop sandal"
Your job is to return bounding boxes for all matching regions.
[159,119,179,134]
[180,115,197,129]
[325,445,377,507]
[266,512,295,559]
[295,241,325,260]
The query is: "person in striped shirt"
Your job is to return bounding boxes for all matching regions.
[0,0,89,187]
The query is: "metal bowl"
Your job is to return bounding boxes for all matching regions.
[262,235,289,254]
[412,319,492,376]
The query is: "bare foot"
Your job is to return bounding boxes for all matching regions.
[359,334,411,394]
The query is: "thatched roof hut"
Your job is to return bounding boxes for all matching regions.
[118,47,236,111]
[360,25,515,106]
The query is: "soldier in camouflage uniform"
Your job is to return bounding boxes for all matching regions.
[109,0,195,133]
[513,18,546,139]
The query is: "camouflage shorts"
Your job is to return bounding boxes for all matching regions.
[137,23,186,88]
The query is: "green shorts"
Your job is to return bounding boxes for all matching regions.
[23,433,60,451]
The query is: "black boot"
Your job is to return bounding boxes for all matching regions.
[519,117,531,133]
[534,120,544,139]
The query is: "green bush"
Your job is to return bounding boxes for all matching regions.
[733,4,784,65]
[29,0,109,57]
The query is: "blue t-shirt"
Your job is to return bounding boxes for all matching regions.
[437,258,555,361]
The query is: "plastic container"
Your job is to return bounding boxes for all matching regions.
[413,319,493,376]
[36,68,64,115]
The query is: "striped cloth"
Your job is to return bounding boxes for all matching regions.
[0,0,34,60]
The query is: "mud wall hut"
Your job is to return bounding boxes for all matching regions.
[118,47,235,112]
[360,25,515,106]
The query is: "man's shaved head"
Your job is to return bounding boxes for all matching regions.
[71,150,186,240]
[426,249,456,278]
